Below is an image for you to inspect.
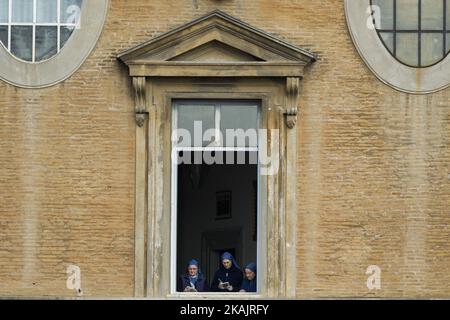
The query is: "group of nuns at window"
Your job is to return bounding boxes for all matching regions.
[177,252,257,293]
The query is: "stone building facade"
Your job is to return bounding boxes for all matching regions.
[0,0,449,298]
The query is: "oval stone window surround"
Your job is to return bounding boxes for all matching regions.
[345,0,450,94]
[0,0,108,88]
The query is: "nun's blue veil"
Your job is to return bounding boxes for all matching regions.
[220,252,240,270]
[244,262,257,274]
[187,259,203,276]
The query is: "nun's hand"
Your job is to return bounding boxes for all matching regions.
[227,285,233,291]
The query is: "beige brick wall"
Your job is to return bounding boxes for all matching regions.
[0,0,448,298]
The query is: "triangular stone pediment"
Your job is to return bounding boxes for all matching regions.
[118,10,316,77]
[169,40,263,62]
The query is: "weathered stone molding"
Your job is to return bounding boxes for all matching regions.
[285,77,300,129]
[118,10,316,79]
[135,113,148,127]
[133,77,148,127]
[133,77,146,112]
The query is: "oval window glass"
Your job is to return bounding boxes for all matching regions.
[0,0,82,62]
[371,0,450,67]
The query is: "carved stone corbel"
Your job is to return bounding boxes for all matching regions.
[135,113,147,127]
[133,76,148,127]
[284,77,300,129]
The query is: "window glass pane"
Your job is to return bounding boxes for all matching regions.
[60,26,75,48]
[372,0,394,29]
[446,33,450,53]
[221,104,258,147]
[421,33,444,66]
[447,1,450,30]
[422,0,443,30]
[36,0,57,23]
[397,0,419,30]
[11,26,32,61]
[12,0,33,23]
[396,33,419,65]
[0,25,7,47]
[380,32,394,53]
[177,104,215,147]
[35,26,57,61]
[0,0,8,23]
[61,0,82,25]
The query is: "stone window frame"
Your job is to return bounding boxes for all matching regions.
[132,78,301,299]
[0,0,108,88]
[170,95,263,297]
[345,0,450,94]
[118,10,317,298]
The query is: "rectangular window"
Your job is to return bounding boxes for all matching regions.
[373,0,394,29]
[221,104,258,147]
[446,33,450,52]
[60,0,81,24]
[447,0,450,31]
[36,0,58,23]
[175,101,259,148]
[396,33,419,65]
[12,0,33,23]
[11,25,32,61]
[421,32,443,65]
[397,0,419,30]
[172,100,260,295]
[421,0,444,30]
[35,26,57,61]
[176,103,215,147]
[0,0,8,23]
[60,25,74,48]
[380,32,394,53]
[0,25,7,47]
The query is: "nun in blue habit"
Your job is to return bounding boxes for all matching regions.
[240,262,257,292]
[177,259,209,292]
[210,252,243,292]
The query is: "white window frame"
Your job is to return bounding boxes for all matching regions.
[170,99,262,295]
[0,0,81,63]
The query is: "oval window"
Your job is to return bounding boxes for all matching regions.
[345,0,450,93]
[0,0,82,63]
[0,0,108,88]
[371,0,450,68]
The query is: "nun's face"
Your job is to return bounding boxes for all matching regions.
[244,268,256,280]
[188,265,198,277]
[222,259,232,269]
